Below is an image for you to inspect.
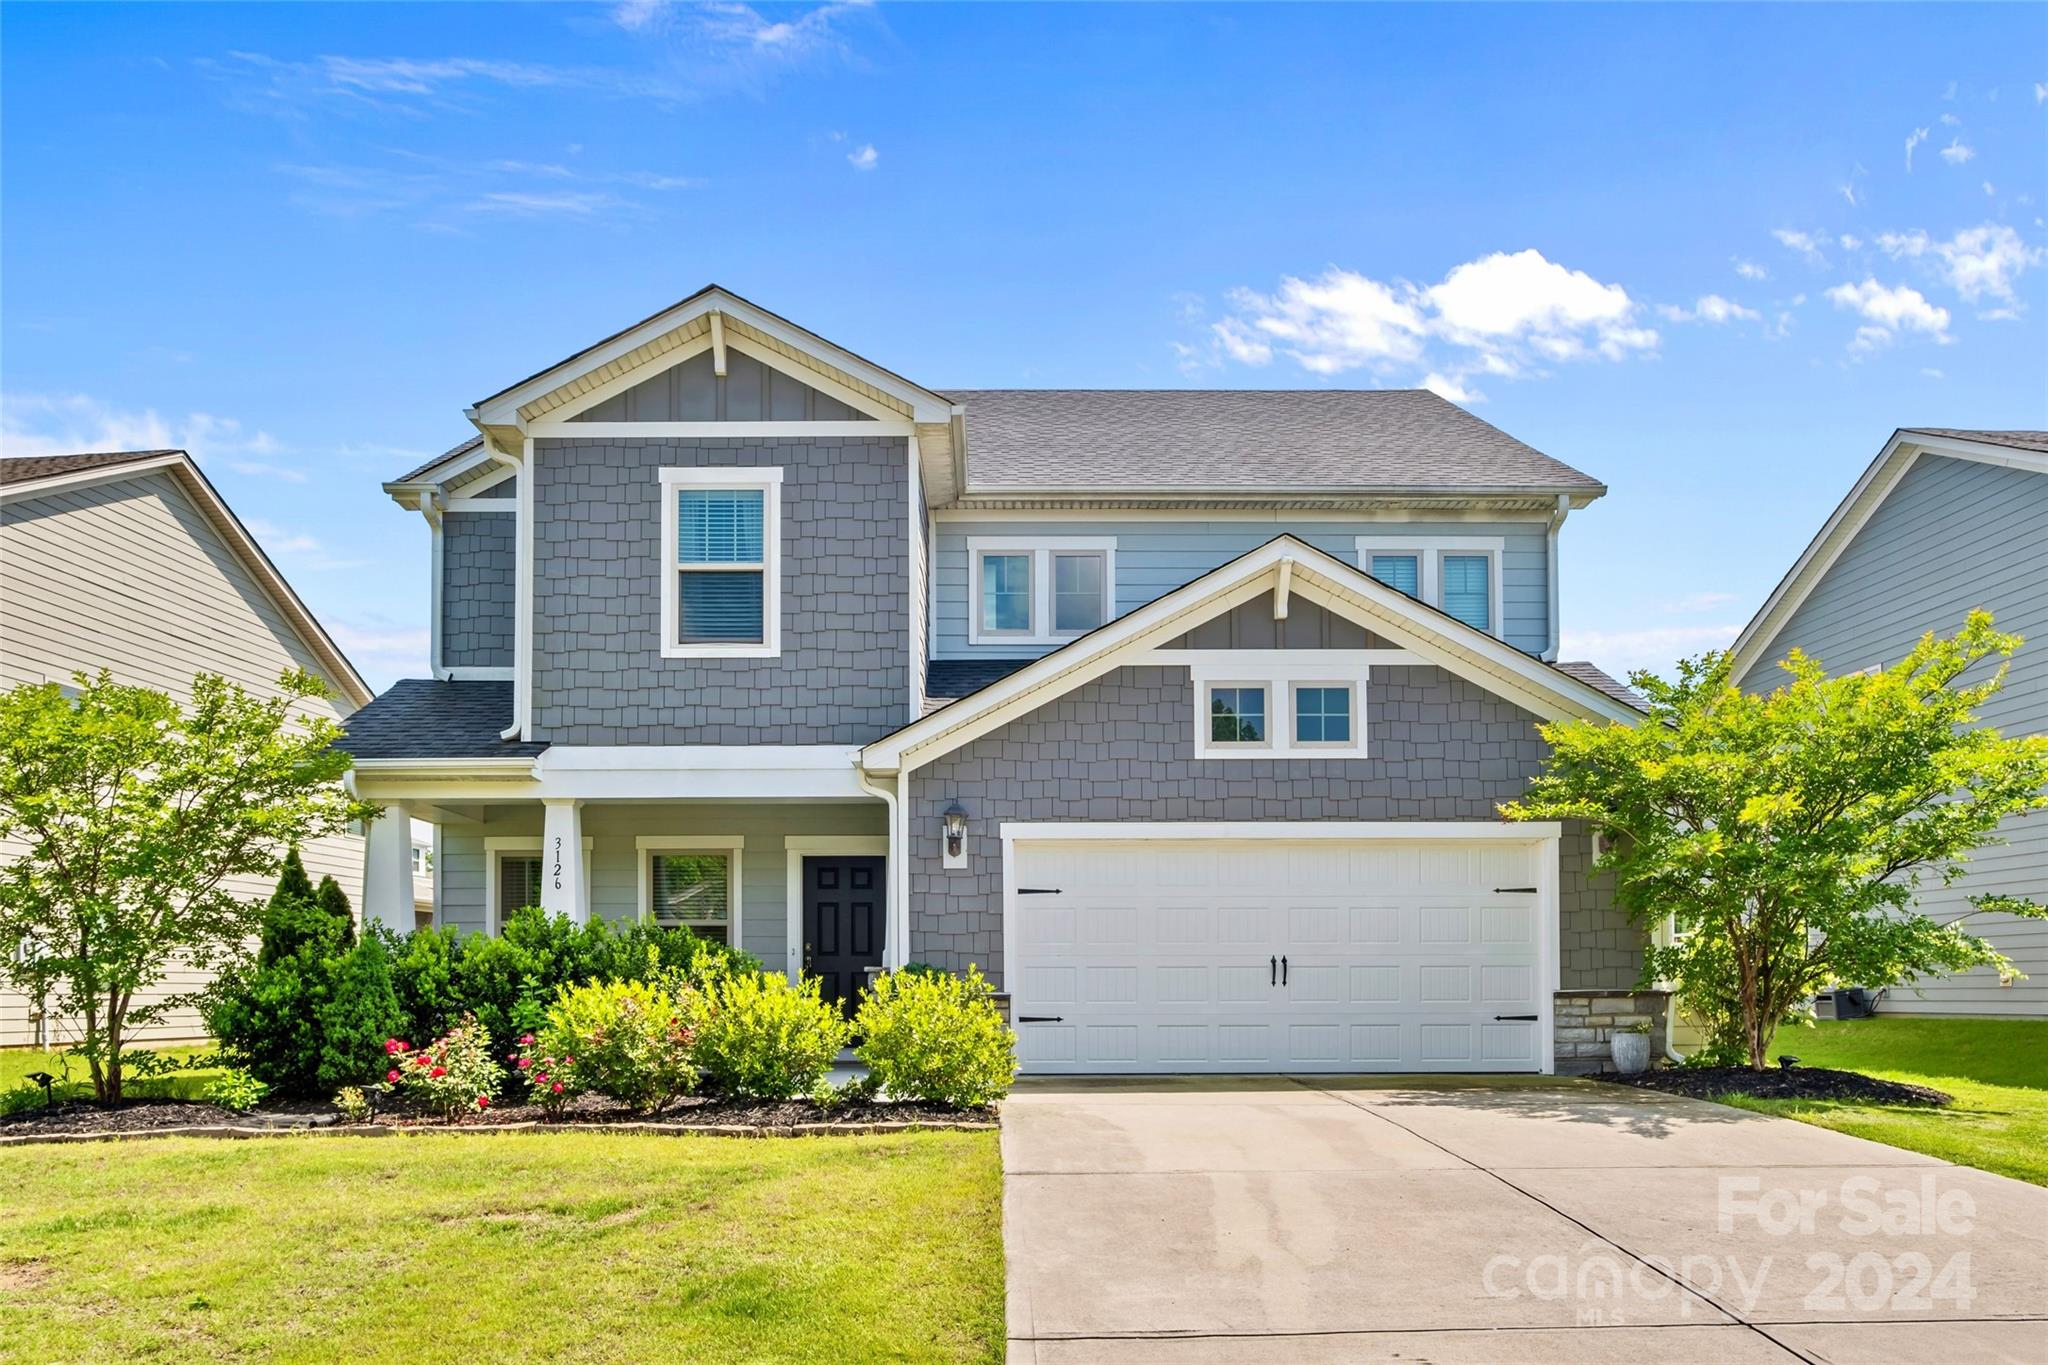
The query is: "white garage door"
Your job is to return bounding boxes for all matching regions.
[1008,832,1553,1074]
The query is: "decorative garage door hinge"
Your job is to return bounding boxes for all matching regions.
[1016,887,1063,895]
[1492,886,1538,894]
[1017,1015,1065,1024]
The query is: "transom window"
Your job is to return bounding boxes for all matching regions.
[1193,660,1368,759]
[661,468,782,658]
[1358,539,1504,639]
[1207,685,1267,745]
[967,537,1117,645]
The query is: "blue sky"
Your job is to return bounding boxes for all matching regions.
[4,2,2044,690]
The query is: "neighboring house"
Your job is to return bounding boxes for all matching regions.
[410,820,437,929]
[0,449,373,1046]
[1727,428,2048,1019]
[340,285,1654,1075]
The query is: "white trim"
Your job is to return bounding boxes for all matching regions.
[1287,678,1361,753]
[428,505,445,679]
[443,666,515,681]
[636,835,746,946]
[1727,431,2048,681]
[509,440,534,740]
[908,433,926,720]
[444,495,516,512]
[483,834,591,935]
[966,535,1118,645]
[782,836,890,984]
[658,466,783,659]
[1143,647,1419,668]
[934,507,1562,524]
[997,820,1561,1076]
[861,535,1639,773]
[533,420,913,440]
[1357,536,1506,640]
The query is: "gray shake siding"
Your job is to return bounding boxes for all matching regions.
[907,663,1639,989]
[932,518,1552,658]
[440,510,515,668]
[1740,452,2048,1017]
[530,436,910,745]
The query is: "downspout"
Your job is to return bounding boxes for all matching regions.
[497,439,530,742]
[1542,494,1570,662]
[854,763,908,971]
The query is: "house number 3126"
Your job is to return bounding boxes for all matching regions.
[551,837,564,891]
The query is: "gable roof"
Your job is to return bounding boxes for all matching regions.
[1727,427,2048,680]
[862,533,1640,774]
[0,449,372,708]
[942,389,1605,502]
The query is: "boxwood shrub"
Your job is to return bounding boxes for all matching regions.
[854,964,1017,1109]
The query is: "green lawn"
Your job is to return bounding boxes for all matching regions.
[0,1129,1003,1362]
[1,1044,227,1105]
[1719,1017,2048,1186]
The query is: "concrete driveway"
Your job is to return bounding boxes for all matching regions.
[1001,1076,2048,1363]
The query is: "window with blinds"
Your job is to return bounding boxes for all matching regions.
[497,853,542,920]
[1441,554,1492,632]
[676,488,766,644]
[1369,553,1420,597]
[649,852,731,944]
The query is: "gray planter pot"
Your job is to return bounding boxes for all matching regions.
[1611,1030,1652,1076]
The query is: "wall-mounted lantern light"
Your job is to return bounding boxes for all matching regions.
[942,802,970,870]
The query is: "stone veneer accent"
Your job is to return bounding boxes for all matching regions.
[440,510,515,668]
[1552,990,1670,1075]
[908,662,1646,988]
[530,436,910,745]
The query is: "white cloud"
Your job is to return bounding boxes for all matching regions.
[1877,223,2044,302]
[1838,182,1859,208]
[1939,112,1960,127]
[244,519,367,571]
[1839,234,1862,250]
[0,393,298,474]
[1558,622,1742,680]
[1421,372,1482,404]
[1657,591,1738,614]
[1825,278,1952,348]
[1921,368,1946,380]
[1733,258,1768,280]
[326,615,430,683]
[1905,126,1929,170]
[2037,82,2047,104]
[1657,294,1761,324]
[1773,228,1827,265]
[1205,250,1655,388]
[465,190,620,216]
[1939,138,1976,165]
[847,142,878,171]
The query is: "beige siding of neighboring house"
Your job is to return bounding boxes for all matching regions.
[0,469,364,1048]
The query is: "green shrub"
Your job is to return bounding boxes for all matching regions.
[684,969,851,1100]
[384,1016,498,1119]
[386,925,462,1047]
[315,933,406,1091]
[315,874,356,948]
[854,965,1016,1109]
[0,1084,45,1117]
[332,1086,371,1123]
[205,856,356,1095]
[534,978,696,1113]
[204,1069,267,1113]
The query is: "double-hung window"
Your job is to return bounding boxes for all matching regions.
[1358,538,1504,639]
[486,836,591,933]
[661,468,782,658]
[638,837,744,946]
[967,537,1116,645]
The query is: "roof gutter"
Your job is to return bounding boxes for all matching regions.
[955,482,1607,502]
[1543,493,1569,662]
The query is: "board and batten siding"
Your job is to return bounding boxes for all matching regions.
[931,518,1552,660]
[0,470,364,1046]
[1739,452,2048,1017]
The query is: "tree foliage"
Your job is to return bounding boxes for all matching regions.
[1503,613,2048,1069]
[0,669,376,1101]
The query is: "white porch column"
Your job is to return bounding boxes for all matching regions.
[362,802,416,934]
[541,799,588,923]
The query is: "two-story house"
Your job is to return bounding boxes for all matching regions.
[1728,428,2047,1019]
[339,285,1652,1075]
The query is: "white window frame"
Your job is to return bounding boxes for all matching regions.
[484,835,591,935]
[636,835,746,946]
[966,536,1117,645]
[1188,652,1370,760]
[660,467,783,659]
[1357,537,1506,640]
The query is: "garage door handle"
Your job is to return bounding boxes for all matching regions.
[1017,1015,1064,1024]
[1270,955,1277,986]
[1017,888,1062,895]
[1281,955,1288,986]
[1493,887,1538,894]
[1493,1014,1538,1021]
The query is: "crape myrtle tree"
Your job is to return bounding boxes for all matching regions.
[0,669,378,1101]
[1502,612,2048,1069]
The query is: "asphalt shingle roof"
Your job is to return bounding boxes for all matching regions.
[1,449,182,485]
[1903,428,2048,454]
[942,389,1605,495]
[1553,661,1646,711]
[925,658,1038,699]
[336,680,548,760]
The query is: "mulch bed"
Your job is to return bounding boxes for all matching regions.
[1607,1065,1953,1107]
[0,1091,990,1142]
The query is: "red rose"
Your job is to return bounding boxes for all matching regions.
[476,1096,489,1109]
[551,1082,564,1094]
[430,1066,446,1079]
[386,1069,401,1084]
[415,1055,432,1068]
[516,1057,531,1069]
[519,1034,535,1047]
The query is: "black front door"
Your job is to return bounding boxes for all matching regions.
[803,856,885,1011]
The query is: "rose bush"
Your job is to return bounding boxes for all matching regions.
[383,1015,498,1119]
[534,978,696,1114]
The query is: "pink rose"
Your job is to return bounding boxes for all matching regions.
[551,1082,564,1094]
[385,1039,402,1054]
[386,1069,401,1084]
[430,1066,446,1079]
[516,1057,532,1069]
[534,1071,548,1084]
[519,1034,535,1047]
